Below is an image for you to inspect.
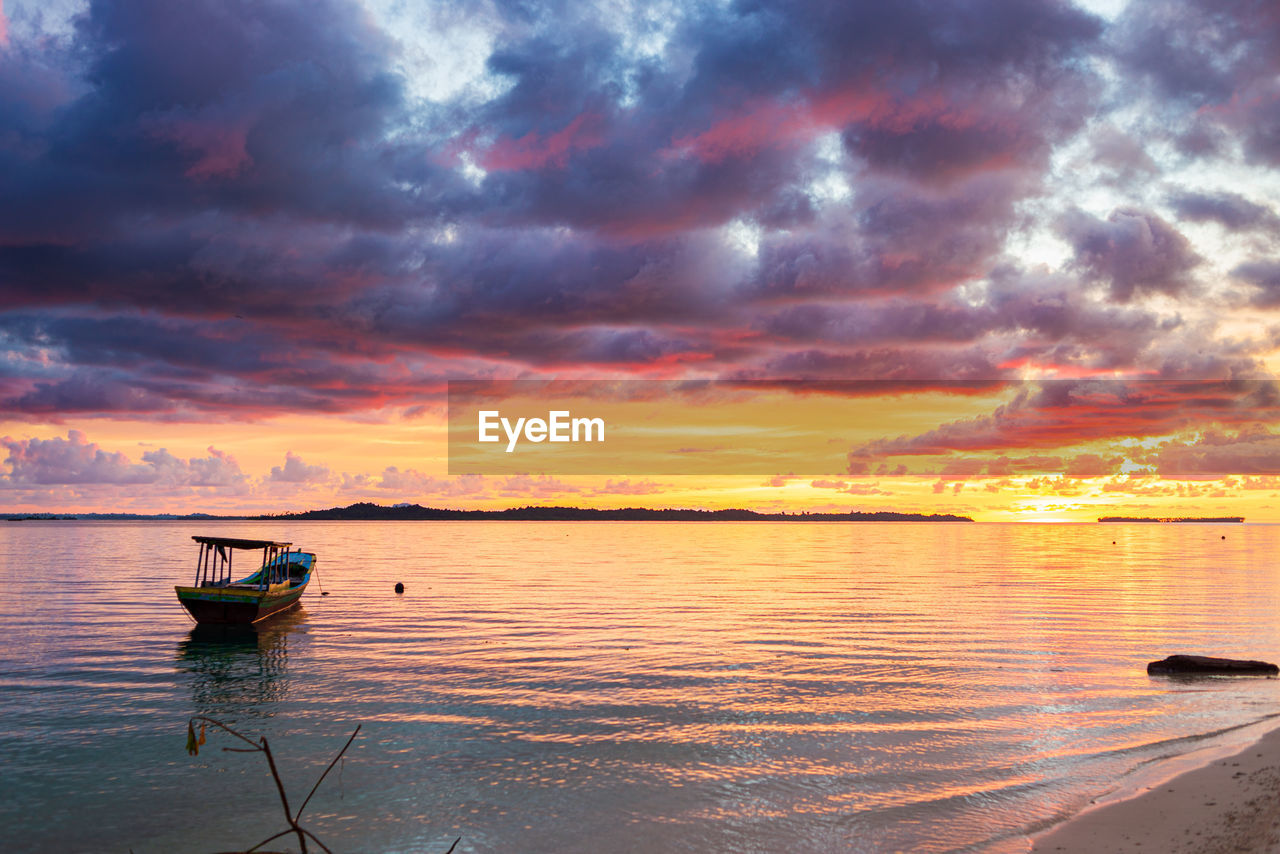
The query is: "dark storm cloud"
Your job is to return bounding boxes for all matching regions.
[334,226,739,367]
[1232,260,1280,307]
[750,265,1180,379]
[1113,0,1280,166]
[0,220,416,316]
[1059,208,1201,301]
[0,0,460,239]
[0,314,275,375]
[0,309,442,418]
[748,346,1008,382]
[746,171,1038,300]
[6,0,1269,428]
[6,371,179,416]
[758,301,994,345]
[465,0,1100,234]
[1168,190,1280,233]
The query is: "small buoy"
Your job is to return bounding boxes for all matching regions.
[394,582,404,594]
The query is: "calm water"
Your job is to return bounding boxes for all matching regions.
[3,521,1280,853]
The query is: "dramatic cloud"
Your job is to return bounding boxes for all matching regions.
[2,0,1280,502]
[1168,190,1280,233]
[1059,208,1201,301]
[1113,0,1280,165]
[847,380,1280,472]
[1142,427,1280,476]
[1233,260,1280,307]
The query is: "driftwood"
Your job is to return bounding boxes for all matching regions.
[186,716,361,854]
[1147,654,1279,676]
[185,718,464,854]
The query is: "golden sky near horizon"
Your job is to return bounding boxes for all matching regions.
[5,0,1280,522]
[7,380,1280,523]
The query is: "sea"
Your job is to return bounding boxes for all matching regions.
[3,520,1280,853]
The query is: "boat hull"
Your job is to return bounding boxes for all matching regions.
[175,578,308,624]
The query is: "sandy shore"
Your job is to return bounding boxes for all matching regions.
[1031,725,1280,853]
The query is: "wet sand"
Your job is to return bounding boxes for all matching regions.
[1032,725,1280,853]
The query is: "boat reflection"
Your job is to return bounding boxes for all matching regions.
[175,607,308,713]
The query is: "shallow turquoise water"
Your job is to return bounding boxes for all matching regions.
[3,521,1280,853]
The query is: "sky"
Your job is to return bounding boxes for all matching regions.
[2,0,1280,520]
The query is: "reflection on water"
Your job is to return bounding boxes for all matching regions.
[4,521,1280,853]
[175,608,307,713]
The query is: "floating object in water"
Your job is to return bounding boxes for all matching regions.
[1147,654,1278,676]
[394,582,405,594]
[176,536,315,625]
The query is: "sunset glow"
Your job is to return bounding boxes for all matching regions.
[3,0,1280,520]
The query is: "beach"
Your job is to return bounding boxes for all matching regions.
[1032,725,1280,853]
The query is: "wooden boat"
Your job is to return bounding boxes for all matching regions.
[176,536,315,625]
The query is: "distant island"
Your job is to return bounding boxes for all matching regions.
[8,512,226,521]
[273,503,973,522]
[1098,516,1244,523]
[6,503,973,523]
[5,514,79,521]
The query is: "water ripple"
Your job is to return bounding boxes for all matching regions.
[2,521,1280,852]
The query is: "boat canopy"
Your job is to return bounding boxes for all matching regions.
[192,535,292,549]
[190,535,299,590]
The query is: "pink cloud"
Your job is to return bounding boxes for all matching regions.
[357,467,487,497]
[3,429,153,485]
[269,451,331,484]
[668,88,884,163]
[498,474,582,498]
[666,84,995,167]
[146,114,253,180]
[1142,427,1280,475]
[591,479,666,495]
[1,430,247,488]
[479,112,605,171]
